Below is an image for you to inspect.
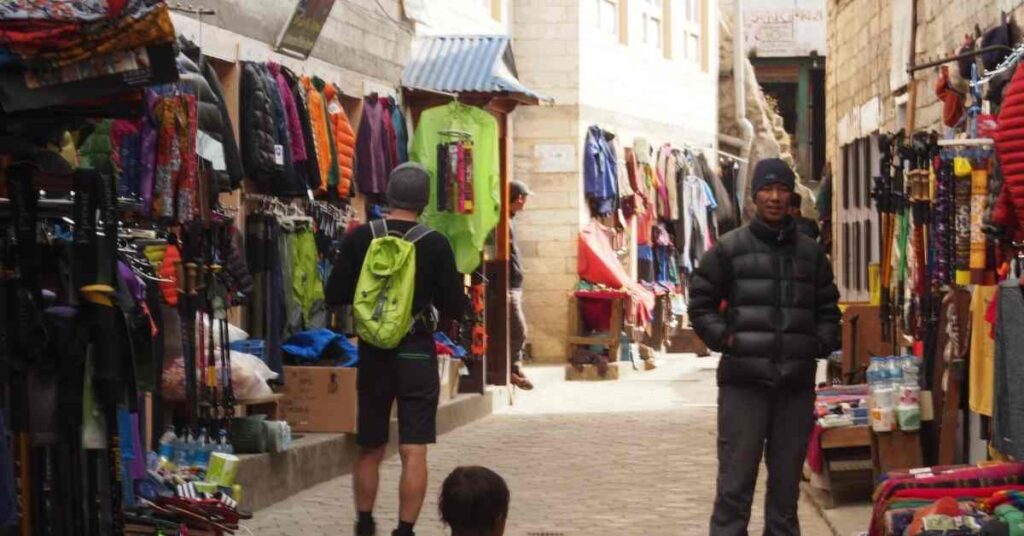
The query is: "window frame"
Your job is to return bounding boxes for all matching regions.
[596,0,621,40]
[680,0,703,66]
[639,0,664,51]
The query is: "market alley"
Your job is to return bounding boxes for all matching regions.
[244,355,834,536]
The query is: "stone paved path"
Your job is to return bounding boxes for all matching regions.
[244,355,834,535]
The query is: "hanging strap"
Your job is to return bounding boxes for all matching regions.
[402,224,433,244]
[369,219,388,239]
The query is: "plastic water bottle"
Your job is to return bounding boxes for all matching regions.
[157,425,177,466]
[172,431,192,468]
[215,429,234,455]
[194,428,213,470]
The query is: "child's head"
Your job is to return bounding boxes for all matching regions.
[439,466,510,536]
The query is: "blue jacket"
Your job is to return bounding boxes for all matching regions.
[583,125,618,215]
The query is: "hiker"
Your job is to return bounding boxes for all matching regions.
[688,158,841,536]
[789,192,821,240]
[325,162,464,536]
[508,180,534,390]
[439,466,510,536]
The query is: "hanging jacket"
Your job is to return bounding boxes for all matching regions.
[260,63,307,197]
[411,101,501,274]
[356,96,393,195]
[240,61,283,192]
[688,217,841,390]
[79,119,115,176]
[281,67,321,192]
[268,63,307,165]
[323,83,356,198]
[159,242,182,306]
[380,99,400,170]
[387,97,410,163]
[699,153,738,234]
[302,76,334,195]
[112,119,143,198]
[583,125,618,216]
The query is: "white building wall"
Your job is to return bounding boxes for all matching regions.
[414,0,512,35]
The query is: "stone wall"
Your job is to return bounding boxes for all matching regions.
[172,0,413,91]
[826,0,1024,300]
[511,0,582,363]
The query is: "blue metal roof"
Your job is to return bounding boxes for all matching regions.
[402,35,551,104]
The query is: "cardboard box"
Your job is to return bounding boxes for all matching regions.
[280,366,357,433]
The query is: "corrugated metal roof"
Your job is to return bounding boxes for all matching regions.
[402,35,550,104]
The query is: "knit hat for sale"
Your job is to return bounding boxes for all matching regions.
[386,162,430,212]
[750,158,796,198]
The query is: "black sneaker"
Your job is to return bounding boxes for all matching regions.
[391,530,414,536]
[355,520,376,536]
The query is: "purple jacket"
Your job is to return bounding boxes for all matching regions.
[355,97,391,195]
[268,62,307,164]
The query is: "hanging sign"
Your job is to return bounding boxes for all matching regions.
[275,0,337,59]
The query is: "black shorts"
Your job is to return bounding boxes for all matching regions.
[356,334,439,447]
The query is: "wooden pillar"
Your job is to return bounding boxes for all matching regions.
[485,108,511,386]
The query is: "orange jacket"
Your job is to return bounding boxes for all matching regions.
[323,83,355,198]
[302,76,333,195]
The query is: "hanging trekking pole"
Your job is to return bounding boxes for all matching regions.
[873,134,894,343]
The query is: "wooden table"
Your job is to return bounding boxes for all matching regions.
[817,425,875,507]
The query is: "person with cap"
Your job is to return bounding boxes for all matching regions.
[687,158,841,536]
[789,192,821,240]
[325,162,465,536]
[509,179,534,390]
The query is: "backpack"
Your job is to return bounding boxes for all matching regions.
[353,220,432,349]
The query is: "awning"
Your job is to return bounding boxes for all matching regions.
[402,35,551,105]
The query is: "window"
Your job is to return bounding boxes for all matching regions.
[473,0,501,21]
[681,0,702,64]
[641,0,663,49]
[839,135,880,301]
[597,0,619,37]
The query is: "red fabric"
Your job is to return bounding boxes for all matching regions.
[577,220,656,326]
[995,65,1024,238]
[579,297,613,332]
[158,244,180,307]
[893,485,1024,500]
[935,66,965,127]
[806,424,824,474]
[907,496,961,536]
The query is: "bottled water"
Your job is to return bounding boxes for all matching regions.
[215,428,234,455]
[157,425,177,466]
[172,431,192,468]
[194,428,213,470]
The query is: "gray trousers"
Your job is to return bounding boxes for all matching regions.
[710,384,815,536]
[509,288,527,365]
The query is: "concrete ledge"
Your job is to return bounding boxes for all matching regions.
[235,388,506,511]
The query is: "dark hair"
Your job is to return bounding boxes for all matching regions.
[439,466,510,536]
[790,192,803,208]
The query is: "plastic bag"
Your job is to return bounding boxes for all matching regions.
[161,350,278,402]
[194,314,249,345]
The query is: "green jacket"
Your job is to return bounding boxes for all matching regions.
[411,102,500,274]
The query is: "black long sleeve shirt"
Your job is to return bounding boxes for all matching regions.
[325,220,465,327]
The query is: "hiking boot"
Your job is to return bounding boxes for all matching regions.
[510,371,534,390]
[355,519,376,536]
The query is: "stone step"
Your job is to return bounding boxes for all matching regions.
[234,388,506,511]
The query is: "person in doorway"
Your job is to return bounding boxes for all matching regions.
[509,180,534,390]
[438,466,510,536]
[688,158,841,536]
[789,192,821,240]
[325,162,464,536]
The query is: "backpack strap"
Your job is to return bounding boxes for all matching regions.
[402,224,433,244]
[369,219,388,239]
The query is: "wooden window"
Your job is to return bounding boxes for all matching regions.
[843,223,851,290]
[680,0,703,65]
[640,0,663,49]
[862,137,872,207]
[842,144,850,210]
[852,141,861,209]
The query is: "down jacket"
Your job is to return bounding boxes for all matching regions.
[177,37,243,191]
[994,64,1024,238]
[688,217,841,390]
[241,61,284,192]
[323,83,355,198]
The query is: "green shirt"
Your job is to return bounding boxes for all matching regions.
[411,102,501,274]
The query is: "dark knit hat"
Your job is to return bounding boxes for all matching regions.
[751,158,796,198]
[387,162,430,211]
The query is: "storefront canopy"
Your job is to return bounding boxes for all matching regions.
[402,35,551,105]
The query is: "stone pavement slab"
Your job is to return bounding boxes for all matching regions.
[243,356,836,535]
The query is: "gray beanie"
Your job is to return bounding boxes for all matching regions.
[387,162,430,211]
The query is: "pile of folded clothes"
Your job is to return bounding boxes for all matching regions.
[0,0,179,113]
[869,462,1024,535]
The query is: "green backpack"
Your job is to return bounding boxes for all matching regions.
[353,220,432,349]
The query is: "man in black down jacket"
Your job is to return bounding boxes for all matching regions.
[689,158,840,536]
